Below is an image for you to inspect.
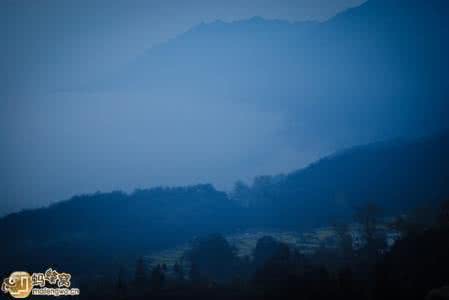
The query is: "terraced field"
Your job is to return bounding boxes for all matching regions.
[144,224,400,273]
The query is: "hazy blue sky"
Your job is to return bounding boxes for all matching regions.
[3,0,364,93]
[1,0,387,216]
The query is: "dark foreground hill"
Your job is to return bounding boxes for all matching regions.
[1,131,448,278]
[0,184,243,277]
[239,131,449,228]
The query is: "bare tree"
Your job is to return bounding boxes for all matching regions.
[354,202,383,246]
[331,220,353,258]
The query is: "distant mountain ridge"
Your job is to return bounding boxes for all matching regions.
[4,0,449,220]
[95,0,449,150]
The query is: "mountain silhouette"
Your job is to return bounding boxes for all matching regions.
[243,130,449,228]
[1,130,448,278]
[98,0,449,144]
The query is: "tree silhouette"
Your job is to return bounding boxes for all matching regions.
[189,262,201,283]
[115,266,127,299]
[438,199,449,227]
[134,257,147,286]
[173,261,184,281]
[253,236,282,267]
[150,264,165,291]
[354,202,382,246]
[230,180,252,207]
[331,221,353,259]
[185,233,238,282]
